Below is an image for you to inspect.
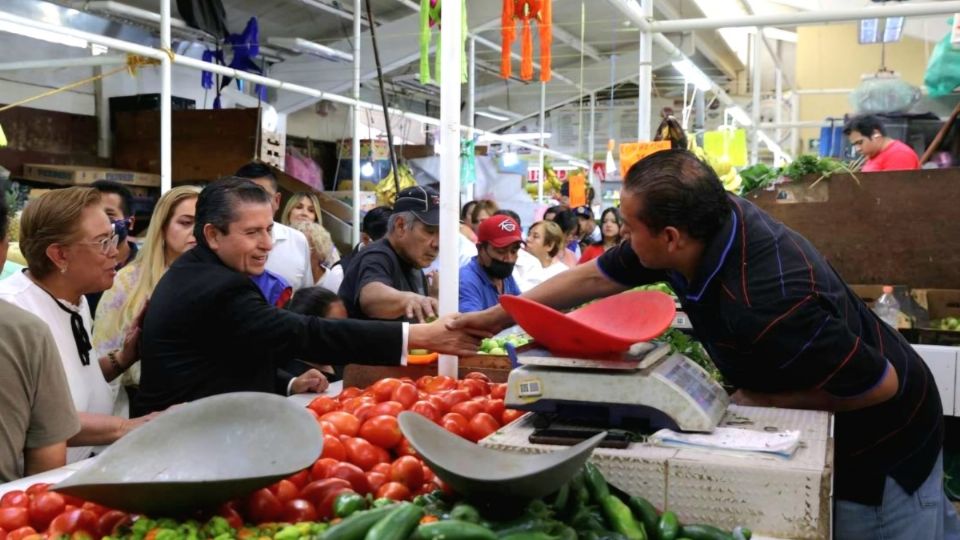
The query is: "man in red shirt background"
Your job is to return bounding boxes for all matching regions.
[844,114,921,172]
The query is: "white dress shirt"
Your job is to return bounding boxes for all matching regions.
[266,222,314,291]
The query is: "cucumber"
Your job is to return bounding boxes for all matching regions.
[584,463,610,503]
[413,520,497,540]
[678,524,734,540]
[551,483,570,512]
[498,533,559,540]
[600,495,646,540]
[657,511,680,540]
[626,496,659,539]
[450,503,482,524]
[320,506,397,540]
[364,503,424,540]
[732,527,751,540]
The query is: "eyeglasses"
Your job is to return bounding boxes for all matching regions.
[76,232,120,255]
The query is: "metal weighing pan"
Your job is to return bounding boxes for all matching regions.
[54,393,322,516]
[398,411,604,501]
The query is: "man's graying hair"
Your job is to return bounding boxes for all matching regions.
[194,177,273,247]
[388,210,418,233]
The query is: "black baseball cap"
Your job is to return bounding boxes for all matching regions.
[394,186,440,226]
[573,205,594,220]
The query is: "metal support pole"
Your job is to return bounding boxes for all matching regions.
[791,92,800,156]
[637,0,653,141]
[94,67,111,159]
[466,36,476,202]
[159,0,172,193]
[750,30,762,164]
[538,82,546,204]
[351,0,362,246]
[775,63,783,153]
[694,89,705,133]
[437,0,462,377]
[0,56,127,71]
[588,92,596,188]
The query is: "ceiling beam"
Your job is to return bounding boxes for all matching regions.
[654,0,744,80]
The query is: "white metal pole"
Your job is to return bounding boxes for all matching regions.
[791,92,800,156]
[466,36,476,202]
[637,0,653,141]
[750,31,761,164]
[538,82,546,204]
[160,0,172,194]
[351,0,362,246]
[94,67,111,159]
[437,0,462,378]
[775,64,783,153]
[0,56,127,71]
[588,92,596,188]
[644,0,960,32]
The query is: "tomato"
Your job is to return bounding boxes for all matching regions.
[501,409,525,425]
[370,401,404,418]
[440,413,469,439]
[375,482,411,501]
[464,372,491,383]
[246,488,282,524]
[340,397,375,415]
[359,415,402,449]
[365,471,387,494]
[320,434,346,461]
[47,509,97,537]
[371,462,392,476]
[27,491,64,530]
[1,491,27,509]
[286,469,310,489]
[450,400,484,419]
[468,413,500,442]
[458,379,488,397]
[415,375,433,390]
[0,507,29,531]
[6,526,37,540]
[280,499,317,523]
[409,401,441,423]
[269,479,299,504]
[24,485,49,499]
[391,383,419,409]
[318,420,340,437]
[423,375,457,394]
[77,502,106,517]
[337,387,363,401]
[328,462,371,494]
[426,395,449,415]
[395,437,419,458]
[320,412,360,437]
[97,510,131,538]
[307,395,340,415]
[489,383,507,400]
[436,390,471,411]
[217,502,244,531]
[370,378,403,402]
[310,457,339,480]
[390,456,424,491]
[299,478,352,508]
[482,398,506,421]
[422,465,435,484]
[343,437,386,471]
[353,403,376,422]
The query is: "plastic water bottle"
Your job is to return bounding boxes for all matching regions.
[874,286,901,328]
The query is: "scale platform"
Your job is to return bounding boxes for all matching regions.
[505,343,729,433]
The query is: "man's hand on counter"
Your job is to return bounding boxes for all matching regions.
[291,369,331,395]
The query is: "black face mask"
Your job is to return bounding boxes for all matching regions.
[484,258,515,280]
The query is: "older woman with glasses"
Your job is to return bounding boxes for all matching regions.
[0,187,158,463]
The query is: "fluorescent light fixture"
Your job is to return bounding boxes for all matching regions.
[502,151,519,167]
[91,44,109,56]
[672,58,712,91]
[266,37,353,62]
[0,20,88,49]
[475,110,511,122]
[859,18,880,44]
[360,161,375,177]
[726,106,753,126]
[882,17,904,43]
[859,17,905,44]
[478,132,552,143]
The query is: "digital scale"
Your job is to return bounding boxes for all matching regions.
[505,343,729,433]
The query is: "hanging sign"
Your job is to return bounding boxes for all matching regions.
[619,141,671,178]
[568,171,586,207]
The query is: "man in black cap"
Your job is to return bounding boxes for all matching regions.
[339,186,440,322]
[574,205,601,247]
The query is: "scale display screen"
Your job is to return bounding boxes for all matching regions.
[663,360,724,412]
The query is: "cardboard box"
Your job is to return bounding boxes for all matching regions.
[22,164,159,188]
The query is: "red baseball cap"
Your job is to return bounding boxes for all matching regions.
[477,215,524,248]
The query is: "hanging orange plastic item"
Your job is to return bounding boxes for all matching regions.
[501,0,551,82]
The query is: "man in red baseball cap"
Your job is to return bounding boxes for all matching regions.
[459,214,523,313]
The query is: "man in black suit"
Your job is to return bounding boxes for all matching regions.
[133,178,482,415]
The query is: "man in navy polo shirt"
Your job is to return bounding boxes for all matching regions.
[454,149,959,539]
[459,214,522,313]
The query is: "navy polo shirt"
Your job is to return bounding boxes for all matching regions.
[597,194,942,506]
[459,257,521,313]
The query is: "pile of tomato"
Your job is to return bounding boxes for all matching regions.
[0,373,524,539]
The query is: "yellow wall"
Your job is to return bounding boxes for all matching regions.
[795,23,930,146]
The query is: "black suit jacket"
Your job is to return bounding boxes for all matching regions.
[133,245,402,415]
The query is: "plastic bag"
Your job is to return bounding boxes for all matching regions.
[924,17,960,97]
[849,72,921,114]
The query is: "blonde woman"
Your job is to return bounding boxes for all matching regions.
[93,186,201,416]
[281,191,323,226]
[292,220,343,293]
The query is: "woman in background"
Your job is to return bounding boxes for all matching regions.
[281,191,324,226]
[293,221,343,293]
[579,208,622,264]
[548,209,580,267]
[94,185,201,415]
